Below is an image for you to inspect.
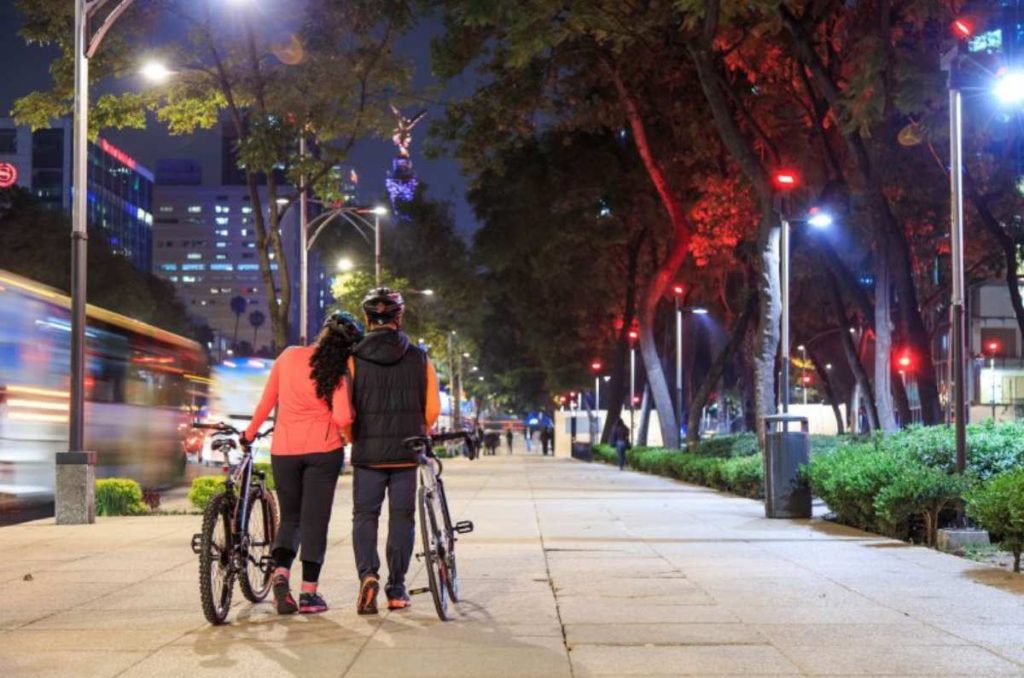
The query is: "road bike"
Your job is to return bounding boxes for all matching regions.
[190,422,277,625]
[404,431,476,621]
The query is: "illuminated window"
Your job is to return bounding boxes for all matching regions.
[220,287,232,293]
[214,229,229,237]
[187,205,202,213]
[216,242,228,248]
[245,242,256,249]
[241,206,253,214]
[186,253,202,260]
[270,263,279,271]
[215,254,227,261]
[210,288,219,294]
[160,263,177,271]
[215,217,229,226]
[268,253,275,260]
[169,276,179,282]
[238,264,259,271]
[240,229,248,236]
[182,263,205,271]
[158,206,174,213]
[210,263,234,271]
[215,205,230,214]
[182,276,197,283]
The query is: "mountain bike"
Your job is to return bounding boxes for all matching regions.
[404,431,475,621]
[190,422,277,625]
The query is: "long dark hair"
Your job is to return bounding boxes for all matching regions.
[310,326,359,408]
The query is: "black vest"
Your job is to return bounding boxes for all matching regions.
[351,332,427,466]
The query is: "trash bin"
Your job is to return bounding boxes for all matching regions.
[763,414,812,519]
[571,442,593,462]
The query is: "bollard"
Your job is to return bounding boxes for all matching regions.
[55,451,96,524]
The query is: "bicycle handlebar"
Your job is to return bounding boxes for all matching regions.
[192,422,273,442]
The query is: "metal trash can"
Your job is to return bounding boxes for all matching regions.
[571,442,593,462]
[763,415,812,519]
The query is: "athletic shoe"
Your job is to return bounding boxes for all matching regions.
[299,591,328,614]
[387,592,411,610]
[357,575,379,615]
[272,574,298,615]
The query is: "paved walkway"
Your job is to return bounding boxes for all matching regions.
[1,455,1023,677]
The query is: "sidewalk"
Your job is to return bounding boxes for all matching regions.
[0,455,1022,677]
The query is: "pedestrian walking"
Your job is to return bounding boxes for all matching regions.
[524,427,533,453]
[243,311,364,615]
[505,428,514,454]
[540,427,550,455]
[348,288,441,615]
[612,418,631,471]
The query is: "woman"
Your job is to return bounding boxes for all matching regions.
[612,418,630,471]
[243,311,363,615]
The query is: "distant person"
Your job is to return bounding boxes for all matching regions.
[485,431,500,456]
[611,418,630,471]
[524,427,533,453]
[244,311,363,615]
[348,288,441,615]
[540,427,550,455]
[505,428,514,454]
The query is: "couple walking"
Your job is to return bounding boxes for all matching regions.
[242,287,441,616]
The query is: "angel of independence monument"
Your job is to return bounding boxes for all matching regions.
[385,106,427,216]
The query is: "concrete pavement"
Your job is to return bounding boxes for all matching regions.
[1,454,1023,677]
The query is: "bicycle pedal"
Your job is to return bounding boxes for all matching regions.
[190,533,202,555]
[454,520,474,534]
[408,587,429,596]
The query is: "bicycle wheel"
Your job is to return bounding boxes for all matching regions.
[436,480,459,602]
[198,491,235,625]
[418,485,450,621]
[239,487,278,603]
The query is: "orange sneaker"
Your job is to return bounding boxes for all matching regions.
[357,575,379,615]
[387,594,411,610]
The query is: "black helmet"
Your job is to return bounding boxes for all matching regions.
[323,310,364,343]
[362,287,405,325]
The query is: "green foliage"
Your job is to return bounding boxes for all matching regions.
[95,478,147,516]
[967,469,1024,573]
[691,434,759,458]
[874,464,969,545]
[806,443,907,533]
[188,476,227,511]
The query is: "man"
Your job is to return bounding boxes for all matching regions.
[348,287,441,615]
[505,428,514,454]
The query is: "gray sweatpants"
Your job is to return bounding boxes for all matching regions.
[352,465,418,599]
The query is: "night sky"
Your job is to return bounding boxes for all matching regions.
[0,2,477,234]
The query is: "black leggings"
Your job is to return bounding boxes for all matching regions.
[270,449,344,582]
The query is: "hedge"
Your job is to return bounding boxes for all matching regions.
[95,478,147,516]
[966,468,1024,572]
[188,476,227,510]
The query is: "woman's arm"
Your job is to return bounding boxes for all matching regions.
[244,356,282,440]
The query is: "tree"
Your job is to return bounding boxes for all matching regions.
[249,309,265,349]
[14,0,416,351]
[229,295,247,347]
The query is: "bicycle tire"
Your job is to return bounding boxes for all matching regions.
[239,487,278,603]
[436,480,459,602]
[418,485,450,621]
[199,491,235,625]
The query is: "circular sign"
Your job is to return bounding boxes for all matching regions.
[0,163,18,189]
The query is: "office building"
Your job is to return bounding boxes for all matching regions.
[152,183,330,353]
[0,118,154,272]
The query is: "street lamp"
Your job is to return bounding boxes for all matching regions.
[628,328,638,444]
[591,361,603,410]
[673,285,684,443]
[773,171,832,413]
[336,256,355,272]
[139,60,173,83]
[986,340,1002,421]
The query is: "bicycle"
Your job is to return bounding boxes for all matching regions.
[189,422,278,625]
[404,431,476,621]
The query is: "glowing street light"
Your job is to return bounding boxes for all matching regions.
[994,71,1024,104]
[336,256,355,272]
[140,60,173,83]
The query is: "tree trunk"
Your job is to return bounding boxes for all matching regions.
[826,271,879,430]
[754,219,783,444]
[606,64,691,450]
[687,293,757,447]
[601,233,643,444]
[636,385,652,446]
[808,347,844,435]
[966,179,1024,342]
[875,254,899,431]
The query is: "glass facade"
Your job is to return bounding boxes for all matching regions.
[31,129,66,210]
[86,139,154,273]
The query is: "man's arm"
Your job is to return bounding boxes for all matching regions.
[425,357,441,428]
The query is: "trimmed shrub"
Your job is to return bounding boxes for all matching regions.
[806,443,907,532]
[593,444,617,464]
[188,475,226,510]
[967,468,1024,572]
[874,464,969,545]
[719,454,764,499]
[95,478,147,516]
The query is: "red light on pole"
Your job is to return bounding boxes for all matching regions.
[628,329,638,342]
[802,375,811,385]
[987,340,1001,355]
[952,18,973,39]
[772,170,800,190]
[591,361,602,372]
[672,284,684,296]
[898,354,912,369]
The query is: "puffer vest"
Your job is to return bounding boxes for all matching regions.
[351,344,427,466]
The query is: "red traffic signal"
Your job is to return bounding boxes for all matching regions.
[802,375,811,384]
[952,18,973,39]
[591,361,602,372]
[897,353,913,369]
[772,169,800,190]
[986,340,1002,355]
[672,284,684,295]
[628,329,639,341]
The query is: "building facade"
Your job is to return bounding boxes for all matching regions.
[152,184,329,354]
[0,118,154,272]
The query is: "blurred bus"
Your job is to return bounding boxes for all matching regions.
[191,358,275,466]
[0,270,209,513]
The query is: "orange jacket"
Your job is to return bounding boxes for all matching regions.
[245,346,353,455]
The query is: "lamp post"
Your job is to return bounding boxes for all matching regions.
[673,286,684,442]
[301,203,388,343]
[773,171,832,413]
[628,329,638,444]
[591,361,603,411]
[799,344,808,405]
[986,340,1001,421]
